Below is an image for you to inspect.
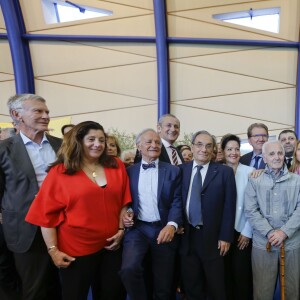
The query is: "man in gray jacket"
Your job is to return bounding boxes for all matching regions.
[245,140,300,300]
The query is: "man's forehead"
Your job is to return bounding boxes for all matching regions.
[280,132,296,139]
[265,144,283,153]
[162,117,179,125]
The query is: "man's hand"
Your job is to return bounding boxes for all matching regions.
[237,234,250,250]
[218,240,230,256]
[157,225,176,244]
[122,208,134,228]
[268,229,287,247]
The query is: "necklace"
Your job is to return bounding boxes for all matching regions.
[82,164,99,180]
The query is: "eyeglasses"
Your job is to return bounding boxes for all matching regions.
[250,134,268,139]
[192,143,213,150]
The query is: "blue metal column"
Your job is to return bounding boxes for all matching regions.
[295,45,300,136]
[153,0,169,118]
[0,0,35,93]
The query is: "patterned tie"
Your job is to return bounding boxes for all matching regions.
[253,156,261,169]
[170,146,178,165]
[142,162,156,170]
[189,165,203,227]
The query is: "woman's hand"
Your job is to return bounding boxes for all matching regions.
[237,234,250,250]
[105,230,124,251]
[48,248,75,268]
[249,169,264,178]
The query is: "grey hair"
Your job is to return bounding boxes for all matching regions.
[135,128,159,145]
[158,114,180,127]
[191,130,216,148]
[121,149,136,161]
[7,94,46,122]
[262,140,285,155]
[0,127,16,139]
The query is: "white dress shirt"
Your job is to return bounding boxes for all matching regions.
[161,138,182,165]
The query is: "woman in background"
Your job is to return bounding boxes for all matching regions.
[289,140,300,174]
[26,121,131,300]
[106,135,121,157]
[221,134,253,300]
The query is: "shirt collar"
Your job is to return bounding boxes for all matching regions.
[141,159,159,168]
[20,131,50,146]
[160,138,172,148]
[192,160,210,170]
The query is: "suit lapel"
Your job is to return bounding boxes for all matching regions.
[202,162,218,192]
[160,144,171,164]
[182,162,193,206]
[130,163,141,214]
[157,162,166,203]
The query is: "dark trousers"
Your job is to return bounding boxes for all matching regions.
[224,230,253,300]
[60,248,126,300]
[13,229,62,300]
[181,226,226,300]
[120,222,177,300]
[0,224,21,300]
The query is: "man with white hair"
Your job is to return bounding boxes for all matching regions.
[245,140,300,300]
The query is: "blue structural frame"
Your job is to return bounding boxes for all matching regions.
[0,0,299,133]
[0,0,34,93]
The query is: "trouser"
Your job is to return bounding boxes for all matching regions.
[252,246,300,300]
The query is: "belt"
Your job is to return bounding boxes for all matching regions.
[189,224,203,230]
[137,219,161,226]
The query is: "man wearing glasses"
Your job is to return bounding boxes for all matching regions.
[180,130,236,300]
[240,123,269,169]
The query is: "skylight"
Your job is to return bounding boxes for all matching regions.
[42,0,113,24]
[213,7,280,33]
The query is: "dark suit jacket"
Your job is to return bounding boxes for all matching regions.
[126,161,182,228]
[0,134,62,253]
[134,144,184,165]
[180,161,236,259]
[240,151,266,169]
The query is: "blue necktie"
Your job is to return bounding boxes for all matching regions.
[142,162,156,170]
[253,156,261,169]
[189,165,203,227]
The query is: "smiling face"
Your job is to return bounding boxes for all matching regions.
[248,127,268,154]
[191,133,214,165]
[82,129,106,163]
[263,142,284,173]
[137,130,161,163]
[15,99,50,136]
[157,116,180,145]
[182,148,193,162]
[223,140,240,166]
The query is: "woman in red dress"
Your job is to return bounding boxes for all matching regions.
[26,121,131,300]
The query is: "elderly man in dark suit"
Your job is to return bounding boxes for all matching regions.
[0,94,62,300]
[240,123,269,169]
[120,128,182,300]
[180,130,236,300]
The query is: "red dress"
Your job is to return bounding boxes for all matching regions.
[26,158,131,256]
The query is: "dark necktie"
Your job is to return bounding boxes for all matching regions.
[253,156,261,169]
[142,162,156,170]
[286,158,292,169]
[189,165,203,227]
[170,146,178,165]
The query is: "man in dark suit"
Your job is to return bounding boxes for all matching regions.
[0,94,62,300]
[278,129,297,169]
[134,114,184,165]
[180,130,236,300]
[120,128,182,300]
[240,123,269,169]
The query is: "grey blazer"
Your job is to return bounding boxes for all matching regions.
[0,134,62,253]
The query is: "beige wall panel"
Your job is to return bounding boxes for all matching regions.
[176,88,295,127]
[82,42,156,58]
[170,0,299,41]
[20,0,152,33]
[29,41,155,77]
[172,104,288,140]
[169,45,260,60]
[170,62,291,101]
[173,48,298,85]
[32,15,154,36]
[0,74,14,81]
[167,15,281,41]
[167,0,261,12]
[0,81,16,118]
[0,8,5,29]
[35,80,155,117]
[69,105,158,135]
[101,0,153,10]
[0,42,14,74]
[40,61,157,100]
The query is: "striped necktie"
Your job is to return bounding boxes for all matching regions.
[170,146,178,165]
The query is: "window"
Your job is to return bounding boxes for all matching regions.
[42,0,112,24]
[213,7,280,33]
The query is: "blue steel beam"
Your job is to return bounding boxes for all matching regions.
[0,0,34,93]
[153,0,169,117]
[295,45,300,136]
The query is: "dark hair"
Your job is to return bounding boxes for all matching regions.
[191,130,216,149]
[61,124,75,135]
[221,134,241,151]
[50,121,118,174]
[247,123,269,138]
[278,129,297,140]
[177,144,191,152]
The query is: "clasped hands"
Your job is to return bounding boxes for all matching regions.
[268,229,287,248]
